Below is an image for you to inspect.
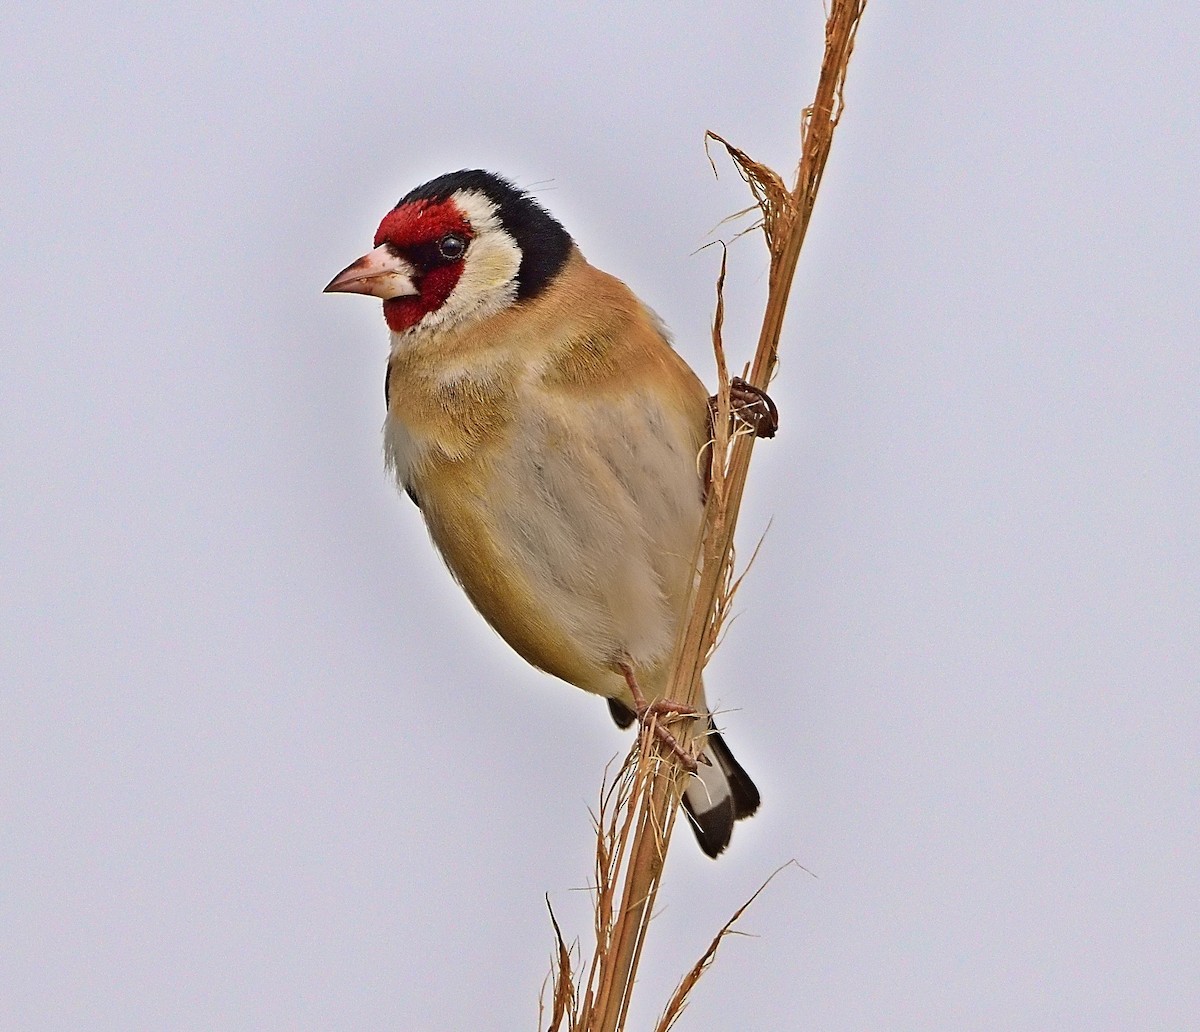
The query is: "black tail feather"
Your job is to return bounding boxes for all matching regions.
[682,792,736,858]
[606,698,759,858]
[706,724,761,819]
[681,721,760,858]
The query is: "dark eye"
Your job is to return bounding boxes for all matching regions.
[438,233,467,260]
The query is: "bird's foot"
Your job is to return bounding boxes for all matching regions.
[618,664,704,772]
[709,377,780,440]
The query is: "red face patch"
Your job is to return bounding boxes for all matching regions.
[373,198,473,333]
[373,197,470,249]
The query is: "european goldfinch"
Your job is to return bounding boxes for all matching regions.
[325,170,760,857]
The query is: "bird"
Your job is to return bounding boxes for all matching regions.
[324,169,766,857]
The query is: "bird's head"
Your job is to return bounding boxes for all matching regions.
[324,170,573,335]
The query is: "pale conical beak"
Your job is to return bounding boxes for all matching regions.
[323,244,419,299]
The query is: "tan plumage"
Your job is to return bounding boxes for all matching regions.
[326,170,758,856]
[384,249,709,698]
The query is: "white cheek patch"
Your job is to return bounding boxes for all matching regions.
[385,188,527,360]
[453,189,508,237]
[426,189,521,331]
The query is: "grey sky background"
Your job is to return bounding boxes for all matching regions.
[3,2,1196,1029]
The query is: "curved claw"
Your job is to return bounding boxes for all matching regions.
[618,663,704,771]
[728,377,779,439]
[707,377,780,442]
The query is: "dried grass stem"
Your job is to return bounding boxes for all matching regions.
[545,5,867,1029]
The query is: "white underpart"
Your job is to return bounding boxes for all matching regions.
[388,189,522,350]
[485,382,704,672]
[385,356,705,676]
[382,413,423,486]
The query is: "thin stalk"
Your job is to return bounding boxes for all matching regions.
[567,5,868,1030]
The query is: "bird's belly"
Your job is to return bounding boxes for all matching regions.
[401,398,703,697]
